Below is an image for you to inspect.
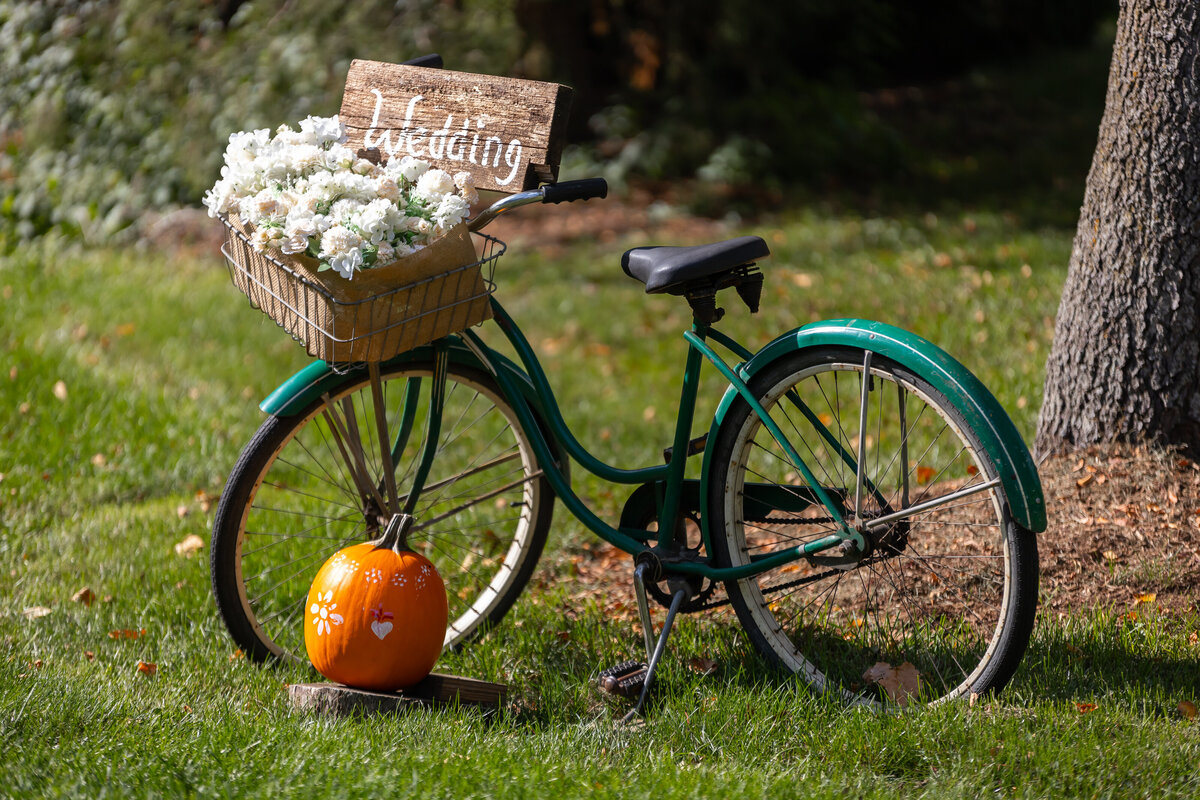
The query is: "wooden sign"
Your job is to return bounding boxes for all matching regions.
[339,60,574,193]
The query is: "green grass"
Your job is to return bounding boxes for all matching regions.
[3,209,1200,799]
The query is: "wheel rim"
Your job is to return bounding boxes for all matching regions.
[722,356,1013,706]
[232,366,543,663]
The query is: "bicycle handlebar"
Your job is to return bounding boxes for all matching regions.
[541,178,608,204]
[467,178,609,232]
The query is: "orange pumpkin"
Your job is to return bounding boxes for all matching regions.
[304,525,447,691]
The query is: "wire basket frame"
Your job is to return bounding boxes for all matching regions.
[219,215,503,365]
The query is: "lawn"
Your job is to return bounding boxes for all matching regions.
[3,197,1200,798]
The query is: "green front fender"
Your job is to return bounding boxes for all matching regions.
[260,336,545,423]
[700,319,1046,533]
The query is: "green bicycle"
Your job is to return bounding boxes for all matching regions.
[210,178,1044,711]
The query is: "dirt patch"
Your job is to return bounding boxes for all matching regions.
[1038,443,1200,614]
[557,443,1200,618]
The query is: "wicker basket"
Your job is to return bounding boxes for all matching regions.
[219,215,503,364]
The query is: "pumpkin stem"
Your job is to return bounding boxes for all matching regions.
[374,513,414,553]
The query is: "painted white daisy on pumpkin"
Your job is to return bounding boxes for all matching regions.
[309,590,344,636]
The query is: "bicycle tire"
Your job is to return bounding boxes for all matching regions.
[708,345,1038,706]
[211,361,554,664]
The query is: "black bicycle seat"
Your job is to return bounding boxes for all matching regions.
[621,236,770,295]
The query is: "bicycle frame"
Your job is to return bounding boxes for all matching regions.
[435,296,859,582]
[260,299,1045,592]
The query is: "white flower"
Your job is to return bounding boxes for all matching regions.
[375,241,396,264]
[250,188,284,220]
[405,216,431,234]
[433,194,470,228]
[288,144,324,173]
[415,168,455,199]
[319,224,365,278]
[226,128,270,160]
[202,183,234,217]
[299,115,347,146]
[249,226,283,252]
[454,171,479,205]
[355,198,392,244]
[353,158,380,177]
[374,176,400,202]
[392,155,428,183]
[284,209,318,239]
[280,233,310,255]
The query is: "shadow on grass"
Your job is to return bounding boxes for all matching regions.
[1014,611,1200,702]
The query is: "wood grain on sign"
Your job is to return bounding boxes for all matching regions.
[340,60,573,193]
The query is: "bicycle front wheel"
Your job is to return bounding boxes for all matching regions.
[708,346,1037,706]
[211,361,554,664]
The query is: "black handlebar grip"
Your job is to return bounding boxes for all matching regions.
[541,178,609,204]
[401,53,443,69]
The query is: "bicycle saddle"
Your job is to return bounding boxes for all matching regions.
[621,236,770,295]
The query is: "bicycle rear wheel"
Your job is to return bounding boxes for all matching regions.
[708,346,1037,706]
[211,361,554,664]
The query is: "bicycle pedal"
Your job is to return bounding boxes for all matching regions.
[598,660,648,699]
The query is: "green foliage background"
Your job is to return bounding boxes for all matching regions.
[0,0,519,244]
[0,0,1110,246]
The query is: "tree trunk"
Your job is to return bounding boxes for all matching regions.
[1036,0,1200,457]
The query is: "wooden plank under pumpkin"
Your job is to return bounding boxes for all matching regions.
[340,60,573,193]
[288,674,508,716]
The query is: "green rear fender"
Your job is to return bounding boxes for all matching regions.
[259,337,548,426]
[700,319,1046,533]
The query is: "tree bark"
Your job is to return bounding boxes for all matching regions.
[1036,0,1200,456]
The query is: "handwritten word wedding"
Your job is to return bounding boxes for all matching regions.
[363,90,525,186]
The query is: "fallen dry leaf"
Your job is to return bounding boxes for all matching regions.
[1075,702,1098,714]
[72,587,96,606]
[84,651,95,661]
[174,534,204,557]
[229,649,244,662]
[688,656,719,676]
[136,661,157,675]
[862,661,922,706]
[108,628,147,640]
[22,606,52,620]
[176,505,190,519]
[1179,700,1197,720]
[1134,593,1157,605]
[1076,473,1095,488]
[53,380,68,402]
[90,453,107,468]
[916,466,936,485]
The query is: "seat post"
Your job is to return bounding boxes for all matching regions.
[685,290,725,325]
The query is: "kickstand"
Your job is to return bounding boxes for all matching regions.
[620,562,688,723]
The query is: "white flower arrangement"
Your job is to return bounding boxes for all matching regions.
[204,115,479,279]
